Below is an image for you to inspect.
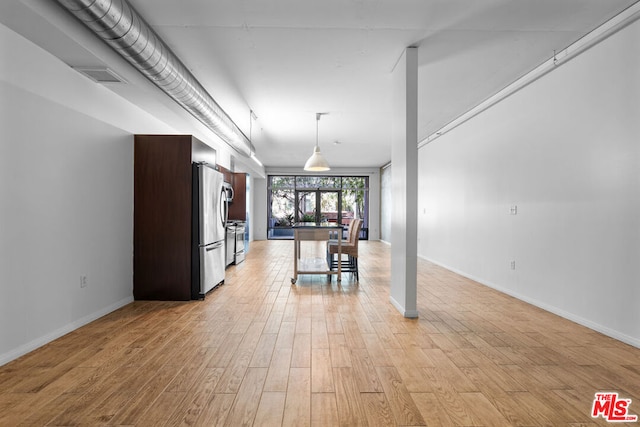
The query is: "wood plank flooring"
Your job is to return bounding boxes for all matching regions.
[1,240,639,426]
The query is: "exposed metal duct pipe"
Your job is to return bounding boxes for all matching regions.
[55,0,251,156]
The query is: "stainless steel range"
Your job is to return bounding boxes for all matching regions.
[234,222,246,264]
[225,221,246,266]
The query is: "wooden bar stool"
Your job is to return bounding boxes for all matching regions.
[326,218,362,281]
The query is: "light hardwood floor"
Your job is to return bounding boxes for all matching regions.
[1,240,639,426]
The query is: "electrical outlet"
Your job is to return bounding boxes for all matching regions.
[510,261,516,270]
[80,275,88,288]
[510,205,518,215]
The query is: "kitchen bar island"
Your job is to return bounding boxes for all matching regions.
[291,222,342,284]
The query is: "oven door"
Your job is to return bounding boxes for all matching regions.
[225,226,236,266]
[235,226,245,264]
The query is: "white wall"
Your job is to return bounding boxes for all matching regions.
[0,24,177,365]
[418,19,640,346]
[253,177,268,240]
[245,173,265,243]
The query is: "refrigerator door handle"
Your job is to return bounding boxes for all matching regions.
[206,241,224,251]
[220,189,228,227]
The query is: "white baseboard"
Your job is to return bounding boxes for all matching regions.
[419,254,640,349]
[389,295,419,318]
[0,296,134,366]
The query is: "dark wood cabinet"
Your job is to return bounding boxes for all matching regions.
[217,165,233,186]
[133,134,215,300]
[229,172,247,221]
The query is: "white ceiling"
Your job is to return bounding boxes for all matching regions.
[2,0,638,169]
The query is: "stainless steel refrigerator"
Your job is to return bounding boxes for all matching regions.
[193,163,227,298]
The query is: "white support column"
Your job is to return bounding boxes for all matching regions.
[390,47,418,318]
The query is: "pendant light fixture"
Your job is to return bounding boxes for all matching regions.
[304,113,330,171]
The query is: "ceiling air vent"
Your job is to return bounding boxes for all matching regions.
[72,67,127,84]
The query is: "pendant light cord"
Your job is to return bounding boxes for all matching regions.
[315,112,327,149]
[316,113,319,148]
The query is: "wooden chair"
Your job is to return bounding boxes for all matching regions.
[326,218,362,281]
[328,216,355,243]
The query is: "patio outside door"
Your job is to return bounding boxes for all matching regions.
[295,190,342,224]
